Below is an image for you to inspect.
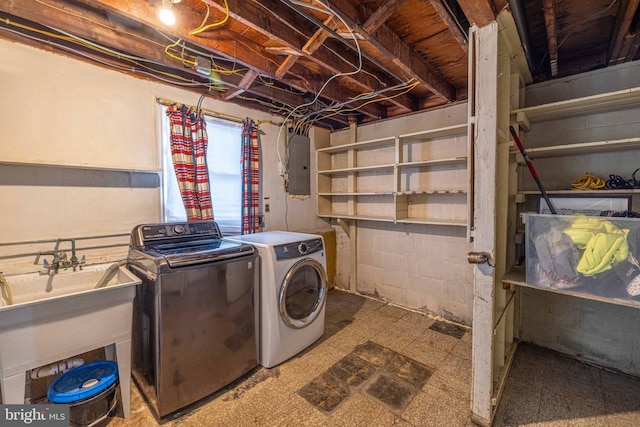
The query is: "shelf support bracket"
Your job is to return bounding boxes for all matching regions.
[337,218,351,237]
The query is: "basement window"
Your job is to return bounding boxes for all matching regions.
[160,106,243,235]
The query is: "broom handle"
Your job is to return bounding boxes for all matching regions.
[509,126,557,214]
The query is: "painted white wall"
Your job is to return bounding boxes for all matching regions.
[518,61,640,374]
[330,103,475,324]
[0,39,327,274]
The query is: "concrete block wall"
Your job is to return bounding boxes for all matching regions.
[354,222,473,324]
[518,61,640,374]
[330,103,474,325]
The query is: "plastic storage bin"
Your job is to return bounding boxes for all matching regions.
[524,213,640,301]
[48,360,119,427]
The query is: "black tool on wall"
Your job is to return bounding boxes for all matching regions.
[509,125,557,214]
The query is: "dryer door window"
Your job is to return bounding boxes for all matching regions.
[279,258,327,329]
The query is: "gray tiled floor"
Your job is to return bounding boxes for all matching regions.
[110,289,640,426]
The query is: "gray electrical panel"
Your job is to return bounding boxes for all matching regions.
[287,131,310,195]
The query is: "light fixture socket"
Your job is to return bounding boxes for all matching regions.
[159,0,181,26]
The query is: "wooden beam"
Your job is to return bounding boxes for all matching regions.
[628,29,640,61]
[204,0,416,112]
[457,0,497,27]
[543,0,559,77]
[78,0,383,119]
[362,0,405,34]
[607,0,640,64]
[0,1,332,120]
[224,69,259,100]
[428,0,469,54]
[276,15,338,78]
[327,1,456,102]
[89,0,282,76]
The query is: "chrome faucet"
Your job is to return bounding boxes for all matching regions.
[41,251,64,275]
[40,238,85,275]
[57,238,84,271]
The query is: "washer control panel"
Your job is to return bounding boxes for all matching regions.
[275,238,323,260]
[134,220,222,245]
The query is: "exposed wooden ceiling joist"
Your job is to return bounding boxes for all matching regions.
[608,0,640,64]
[204,0,416,113]
[428,0,469,54]
[80,0,388,120]
[543,0,559,77]
[361,0,406,34]
[456,0,497,27]
[323,0,456,102]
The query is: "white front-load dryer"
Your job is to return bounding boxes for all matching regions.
[224,231,328,368]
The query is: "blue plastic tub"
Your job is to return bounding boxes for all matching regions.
[48,360,119,427]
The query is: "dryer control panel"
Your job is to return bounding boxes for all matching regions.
[275,238,323,260]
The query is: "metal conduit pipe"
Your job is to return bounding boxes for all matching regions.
[278,0,408,84]
[508,0,537,74]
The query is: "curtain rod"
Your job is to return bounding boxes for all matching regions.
[156,97,244,124]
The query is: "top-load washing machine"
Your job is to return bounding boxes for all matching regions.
[225,231,328,368]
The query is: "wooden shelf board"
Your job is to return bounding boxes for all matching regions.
[317,214,467,226]
[317,136,396,153]
[318,192,394,196]
[399,157,467,167]
[318,164,394,174]
[521,137,640,158]
[518,189,640,195]
[503,267,640,309]
[0,160,161,173]
[512,86,640,123]
[399,123,467,141]
[397,189,467,195]
[317,214,396,222]
[397,217,467,226]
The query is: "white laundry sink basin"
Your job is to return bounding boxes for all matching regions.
[0,263,139,308]
[0,263,140,413]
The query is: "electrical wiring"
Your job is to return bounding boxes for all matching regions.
[274,0,364,203]
[189,0,230,35]
[302,79,418,123]
[253,0,384,86]
[34,0,164,49]
[0,20,220,89]
[155,30,230,62]
[164,38,197,66]
[163,38,247,77]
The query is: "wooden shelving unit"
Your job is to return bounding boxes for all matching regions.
[509,84,640,295]
[317,124,468,225]
[503,267,640,310]
[512,86,640,125]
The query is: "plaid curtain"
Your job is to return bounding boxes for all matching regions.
[241,119,260,234]
[166,105,214,221]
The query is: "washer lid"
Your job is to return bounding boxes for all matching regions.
[48,361,118,403]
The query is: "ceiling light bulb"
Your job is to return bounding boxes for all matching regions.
[159,6,175,25]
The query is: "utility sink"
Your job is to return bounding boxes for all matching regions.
[0,263,138,308]
[0,263,140,418]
